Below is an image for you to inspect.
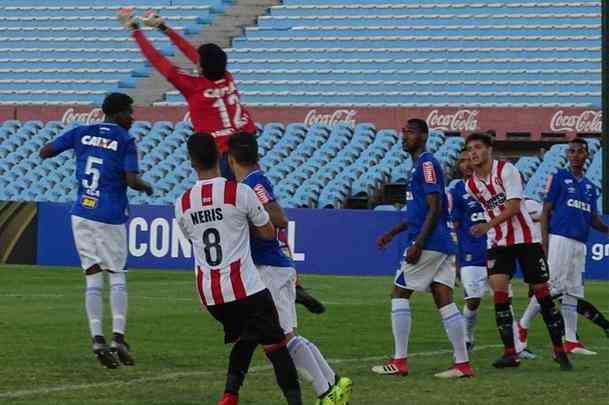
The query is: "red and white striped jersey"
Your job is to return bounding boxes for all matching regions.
[174,178,270,306]
[465,160,540,248]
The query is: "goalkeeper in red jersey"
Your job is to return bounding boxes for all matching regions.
[118,7,256,179]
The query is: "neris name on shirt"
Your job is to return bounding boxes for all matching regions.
[190,208,224,225]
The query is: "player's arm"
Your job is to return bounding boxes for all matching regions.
[540,202,553,254]
[591,214,609,235]
[243,185,275,240]
[263,201,289,229]
[377,222,407,250]
[119,9,192,94]
[124,138,153,195]
[39,127,78,159]
[125,173,153,195]
[141,10,199,65]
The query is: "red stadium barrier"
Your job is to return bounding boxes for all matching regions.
[0,105,601,140]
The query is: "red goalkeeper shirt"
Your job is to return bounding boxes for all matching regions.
[133,28,256,153]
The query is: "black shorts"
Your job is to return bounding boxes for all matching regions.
[486,243,550,285]
[206,289,285,345]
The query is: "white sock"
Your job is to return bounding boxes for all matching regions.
[440,303,469,364]
[109,272,128,335]
[520,296,540,329]
[561,295,579,342]
[85,272,104,337]
[287,336,330,397]
[462,304,478,344]
[301,337,336,386]
[391,298,411,359]
[510,305,524,352]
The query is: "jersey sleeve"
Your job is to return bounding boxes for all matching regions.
[591,185,600,214]
[165,27,199,65]
[419,155,442,195]
[253,176,276,205]
[543,173,560,204]
[132,29,195,95]
[174,197,192,239]
[501,162,524,200]
[242,185,270,227]
[50,127,78,154]
[123,137,139,173]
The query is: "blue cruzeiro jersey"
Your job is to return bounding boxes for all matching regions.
[404,152,456,254]
[50,123,139,224]
[241,169,294,268]
[545,168,599,243]
[448,179,487,267]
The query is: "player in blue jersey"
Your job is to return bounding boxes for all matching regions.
[39,93,153,369]
[372,119,473,379]
[227,133,352,405]
[518,138,609,354]
[448,151,488,350]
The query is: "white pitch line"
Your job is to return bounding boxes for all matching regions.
[0,345,500,400]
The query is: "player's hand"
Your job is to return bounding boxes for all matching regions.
[470,223,490,238]
[376,232,394,250]
[141,9,165,30]
[144,184,153,196]
[118,7,139,31]
[405,242,423,264]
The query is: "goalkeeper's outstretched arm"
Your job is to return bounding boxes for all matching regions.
[142,9,199,66]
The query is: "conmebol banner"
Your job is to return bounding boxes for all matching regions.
[36,202,608,280]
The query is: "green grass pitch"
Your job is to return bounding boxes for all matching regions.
[1,265,608,404]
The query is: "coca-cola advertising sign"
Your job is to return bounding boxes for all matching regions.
[426,109,480,132]
[61,107,105,125]
[550,110,602,133]
[303,109,358,128]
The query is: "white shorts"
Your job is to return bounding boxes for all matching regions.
[394,250,456,292]
[461,266,488,300]
[257,265,297,334]
[548,234,585,298]
[71,215,128,273]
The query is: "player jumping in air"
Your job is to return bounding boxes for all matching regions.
[372,119,473,379]
[449,151,533,358]
[174,134,302,405]
[118,8,326,314]
[464,132,572,370]
[118,8,256,179]
[517,138,609,354]
[39,93,153,369]
[227,133,352,405]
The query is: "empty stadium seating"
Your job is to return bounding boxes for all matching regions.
[0,0,227,104]
[155,0,601,107]
[0,118,602,210]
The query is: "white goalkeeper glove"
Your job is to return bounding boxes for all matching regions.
[141,9,167,31]
[117,7,139,31]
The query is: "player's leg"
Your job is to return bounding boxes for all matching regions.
[487,246,520,368]
[577,298,609,338]
[371,261,413,376]
[520,243,572,370]
[71,216,119,369]
[97,222,133,365]
[460,266,487,350]
[430,257,472,379]
[221,339,258,405]
[518,291,540,349]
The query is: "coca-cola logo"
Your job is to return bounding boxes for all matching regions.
[62,107,105,125]
[303,109,357,128]
[550,110,602,133]
[426,109,479,132]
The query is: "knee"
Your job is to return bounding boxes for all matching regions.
[263,338,287,354]
[391,286,411,299]
[466,298,481,311]
[108,272,126,288]
[532,283,551,299]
